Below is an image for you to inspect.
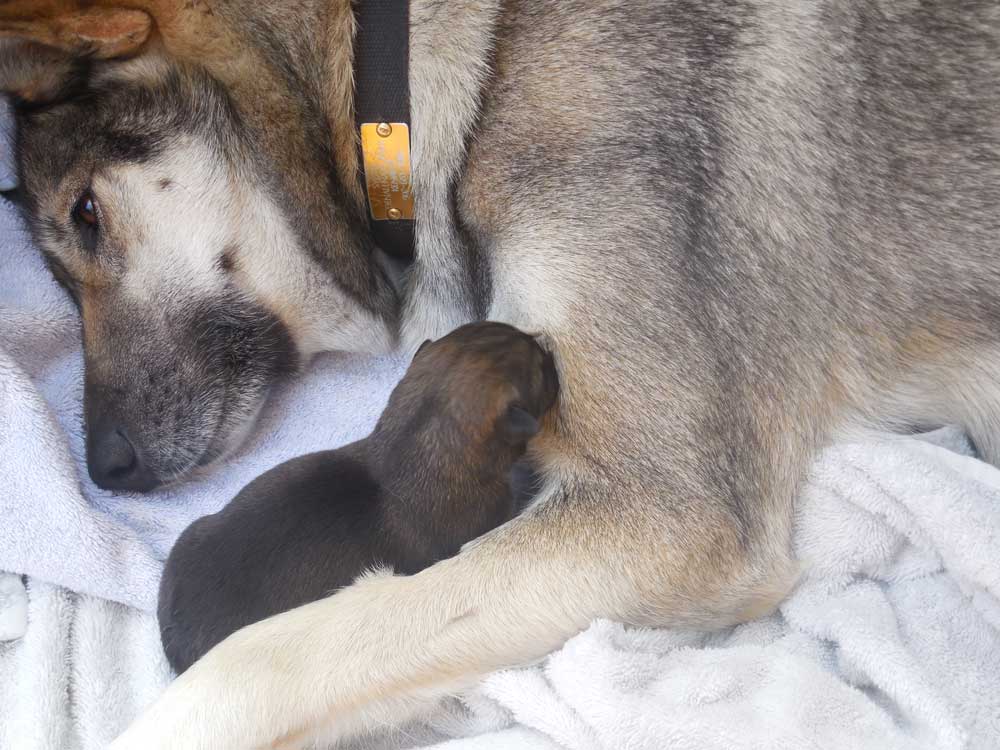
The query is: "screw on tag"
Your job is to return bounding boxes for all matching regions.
[360,122,414,221]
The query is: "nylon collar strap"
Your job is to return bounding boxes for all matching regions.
[354,0,415,263]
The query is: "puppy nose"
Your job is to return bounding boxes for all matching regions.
[87,426,159,492]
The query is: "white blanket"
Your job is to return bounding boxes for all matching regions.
[2,101,999,748]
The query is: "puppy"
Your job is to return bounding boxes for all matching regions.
[157,321,558,674]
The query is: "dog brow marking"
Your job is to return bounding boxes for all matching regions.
[216,244,238,273]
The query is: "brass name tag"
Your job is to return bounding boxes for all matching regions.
[360,122,414,221]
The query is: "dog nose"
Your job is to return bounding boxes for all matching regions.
[87,426,160,492]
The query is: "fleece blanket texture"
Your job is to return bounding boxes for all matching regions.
[2,102,999,749]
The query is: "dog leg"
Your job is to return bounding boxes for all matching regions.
[883,346,1000,467]
[110,480,795,750]
[948,351,1000,468]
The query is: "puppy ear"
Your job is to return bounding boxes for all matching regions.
[499,405,540,446]
[415,339,432,356]
[0,5,153,60]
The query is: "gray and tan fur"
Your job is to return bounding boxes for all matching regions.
[1,0,998,747]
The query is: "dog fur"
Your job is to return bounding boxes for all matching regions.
[2,0,999,747]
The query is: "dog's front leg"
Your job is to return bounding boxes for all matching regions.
[110,559,505,750]
[110,501,579,749]
[110,480,793,750]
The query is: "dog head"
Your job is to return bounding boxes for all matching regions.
[2,4,400,491]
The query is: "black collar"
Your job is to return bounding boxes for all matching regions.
[354,0,416,263]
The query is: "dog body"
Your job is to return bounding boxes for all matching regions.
[2,0,999,747]
[158,321,558,674]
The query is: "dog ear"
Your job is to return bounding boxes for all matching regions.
[499,405,540,446]
[0,4,153,60]
[0,39,84,104]
[0,4,154,103]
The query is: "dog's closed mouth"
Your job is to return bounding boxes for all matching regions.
[192,388,269,474]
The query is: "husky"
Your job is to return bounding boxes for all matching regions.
[2,1,998,748]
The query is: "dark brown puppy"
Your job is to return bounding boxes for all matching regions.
[157,322,558,674]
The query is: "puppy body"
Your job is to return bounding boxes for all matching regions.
[158,321,557,674]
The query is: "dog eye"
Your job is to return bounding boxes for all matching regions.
[72,190,100,253]
[73,191,98,226]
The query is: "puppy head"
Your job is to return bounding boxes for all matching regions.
[371,321,560,483]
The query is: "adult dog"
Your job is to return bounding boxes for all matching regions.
[2,1,998,748]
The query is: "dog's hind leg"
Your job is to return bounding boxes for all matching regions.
[880,345,1000,467]
[109,475,797,750]
[943,350,1000,468]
